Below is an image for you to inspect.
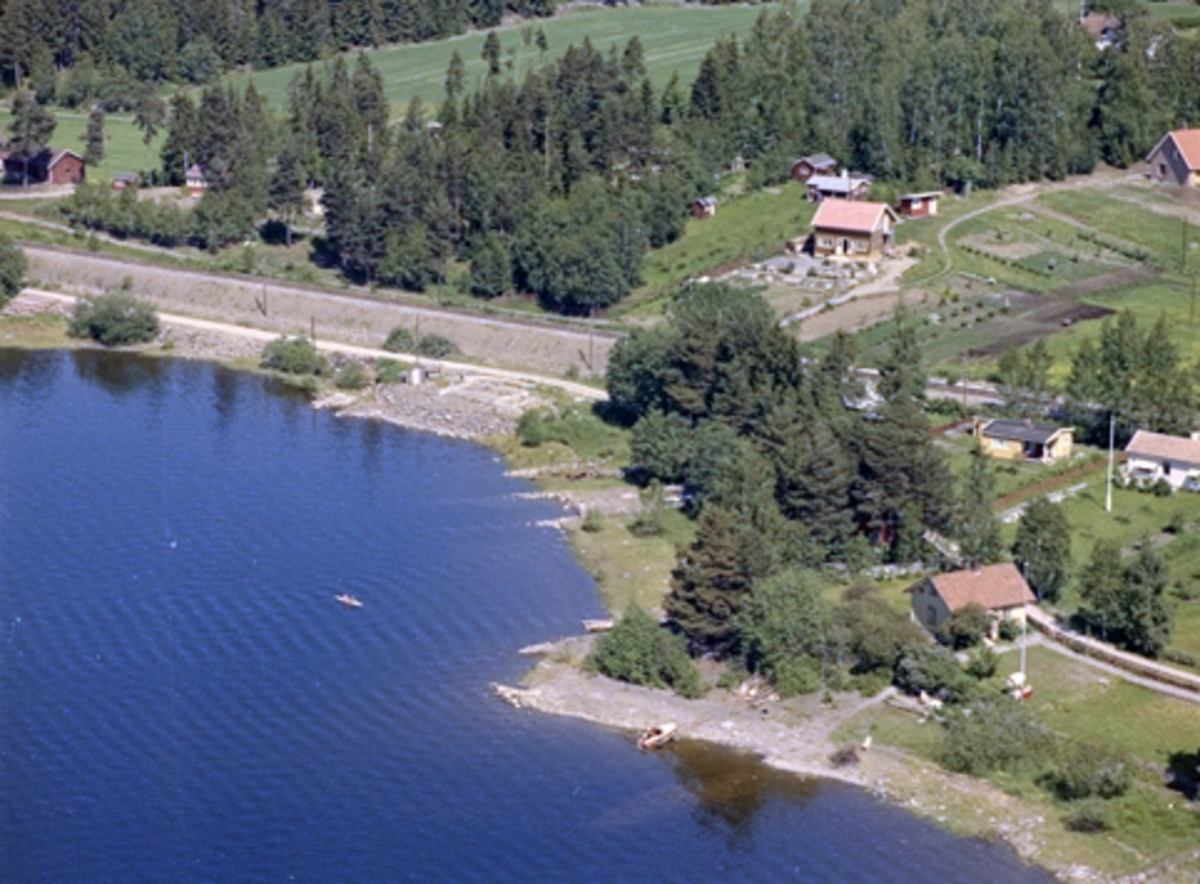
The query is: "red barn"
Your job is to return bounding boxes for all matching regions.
[3,149,86,185]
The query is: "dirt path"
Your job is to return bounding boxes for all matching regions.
[1026,607,1200,702]
[917,173,1146,288]
[21,289,608,402]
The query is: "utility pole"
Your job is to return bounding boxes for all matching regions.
[1191,274,1196,327]
[1105,411,1115,514]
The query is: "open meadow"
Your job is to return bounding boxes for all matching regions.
[228,4,770,115]
[0,110,165,179]
[616,180,817,317]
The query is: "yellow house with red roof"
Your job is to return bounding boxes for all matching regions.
[1146,129,1200,187]
[810,200,898,260]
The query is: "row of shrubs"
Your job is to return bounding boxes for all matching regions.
[382,326,457,359]
[1075,230,1155,265]
[58,293,464,393]
[260,336,418,390]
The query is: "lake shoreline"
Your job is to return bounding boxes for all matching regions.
[0,311,1181,884]
[499,645,1119,884]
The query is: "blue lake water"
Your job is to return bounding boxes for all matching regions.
[0,349,1056,883]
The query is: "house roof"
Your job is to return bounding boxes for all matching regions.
[695,196,718,206]
[808,174,870,194]
[48,149,83,168]
[812,200,896,233]
[1125,429,1200,466]
[1147,129,1200,171]
[929,563,1035,612]
[1081,12,1121,39]
[980,418,1070,445]
[796,152,837,168]
[900,191,942,200]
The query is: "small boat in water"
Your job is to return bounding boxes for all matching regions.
[636,722,677,751]
[335,594,364,608]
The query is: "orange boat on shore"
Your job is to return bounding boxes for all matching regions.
[637,723,677,751]
[335,594,364,608]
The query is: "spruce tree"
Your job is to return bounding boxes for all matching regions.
[269,139,307,246]
[665,507,773,658]
[161,93,199,185]
[468,232,512,298]
[8,89,56,187]
[956,445,1003,568]
[352,52,389,136]
[877,306,926,404]
[445,50,465,99]
[1012,497,1071,602]
[83,105,106,167]
[482,31,501,77]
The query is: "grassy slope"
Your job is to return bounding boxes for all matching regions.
[841,645,1200,877]
[0,110,165,178]
[617,181,817,317]
[228,5,771,115]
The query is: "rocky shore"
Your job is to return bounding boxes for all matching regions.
[497,648,1163,884]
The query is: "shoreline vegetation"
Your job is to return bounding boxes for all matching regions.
[1,308,1196,884]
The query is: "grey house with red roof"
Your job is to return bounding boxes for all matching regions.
[909,563,1036,637]
[1146,130,1200,188]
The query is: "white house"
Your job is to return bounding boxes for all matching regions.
[1124,430,1200,490]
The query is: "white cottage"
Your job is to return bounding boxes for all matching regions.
[1124,430,1200,490]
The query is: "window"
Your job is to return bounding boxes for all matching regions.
[926,605,937,626]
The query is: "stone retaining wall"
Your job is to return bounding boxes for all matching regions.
[23,245,619,377]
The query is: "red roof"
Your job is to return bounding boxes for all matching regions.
[1081,12,1120,39]
[929,563,1035,612]
[1171,130,1200,171]
[811,200,895,234]
[1126,430,1200,466]
[1148,130,1200,171]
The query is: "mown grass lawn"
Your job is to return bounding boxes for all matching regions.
[230,4,771,115]
[0,110,165,179]
[842,646,1200,876]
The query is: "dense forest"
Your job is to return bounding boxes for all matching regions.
[0,0,554,97]
[17,0,1200,307]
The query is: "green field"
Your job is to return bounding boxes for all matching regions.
[0,109,165,178]
[228,5,770,114]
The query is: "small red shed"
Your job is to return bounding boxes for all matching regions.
[898,191,941,218]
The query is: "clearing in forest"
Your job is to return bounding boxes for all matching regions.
[228,5,770,114]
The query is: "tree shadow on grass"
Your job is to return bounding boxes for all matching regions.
[1166,748,1199,802]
